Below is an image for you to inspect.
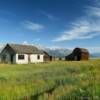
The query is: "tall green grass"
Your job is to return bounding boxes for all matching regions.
[0,60,99,100]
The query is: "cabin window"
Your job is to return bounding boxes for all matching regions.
[18,54,24,60]
[37,55,40,60]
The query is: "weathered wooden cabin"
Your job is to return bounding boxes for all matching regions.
[43,51,52,62]
[65,47,89,61]
[43,51,60,61]
[1,44,44,64]
[43,53,65,61]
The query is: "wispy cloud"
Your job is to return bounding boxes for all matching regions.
[40,11,58,20]
[23,21,45,31]
[53,2,100,41]
[86,6,100,17]
[23,38,40,44]
[87,46,100,53]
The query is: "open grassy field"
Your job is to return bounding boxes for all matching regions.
[0,59,100,100]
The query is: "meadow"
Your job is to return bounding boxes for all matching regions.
[0,59,99,100]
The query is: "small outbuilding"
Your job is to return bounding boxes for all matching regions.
[65,47,89,61]
[43,51,52,62]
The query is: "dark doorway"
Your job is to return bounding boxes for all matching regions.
[77,55,81,61]
[10,55,14,63]
[50,56,52,61]
[74,55,81,61]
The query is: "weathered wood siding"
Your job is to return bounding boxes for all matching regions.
[65,48,89,61]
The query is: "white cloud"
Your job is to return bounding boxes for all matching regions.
[53,3,100,41]
[23,21,45,31]
[23,38,40,45]
[23,41,28,45]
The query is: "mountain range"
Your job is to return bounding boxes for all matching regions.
[91,53,100,58]
[0,44,100,58]
[43,48,100,58]
[43,48,72,57]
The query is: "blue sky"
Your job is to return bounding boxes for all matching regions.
[0,0,100,53]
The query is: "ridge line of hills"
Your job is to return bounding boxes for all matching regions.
[0,44,100,58]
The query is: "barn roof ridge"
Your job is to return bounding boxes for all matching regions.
[74,47,89,53]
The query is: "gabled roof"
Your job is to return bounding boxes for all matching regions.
[6,44,44,54]
[79,48,89,53]
[73,47,89,53]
